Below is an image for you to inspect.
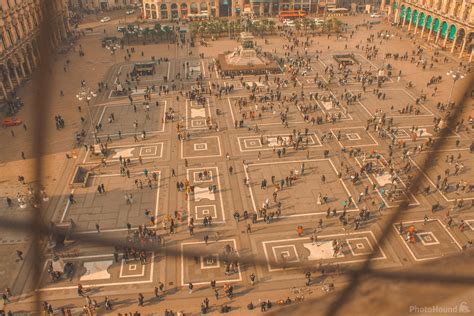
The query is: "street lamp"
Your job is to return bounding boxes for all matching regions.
[446,70,465,105]
[76,85,98,142]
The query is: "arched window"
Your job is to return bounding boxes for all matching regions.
[432,18,440,32]
[160,4,168,19]
[440,21,448,37]
[181,3,188,16]
[151,4,157,19]
[412,10,418,25]
[425,15,433,31]
[190,2,198,14]
[406,7,412,22]
[171,3,179,19]
[418,12,425,28]
[448,24,456,40]
[200,1,208,12]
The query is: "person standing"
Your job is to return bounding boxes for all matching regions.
[305,271,312,285]
[2,292,9,305]
[77,284,85,297]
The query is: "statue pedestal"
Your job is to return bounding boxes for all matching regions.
[240,49,257,58]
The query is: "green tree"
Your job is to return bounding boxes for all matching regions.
[295,20,302,32]
[162,25,172,40]
[267,19,276,34]
[309,20,316,35]
[142,27,150,42]
[322,20,330,33]
[328,18,342,33]
[302,17,311,33]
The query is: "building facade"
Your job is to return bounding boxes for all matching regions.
[142,0,321,20]
[141,0,384,20]
[337,0,382,12]
[0,0,70,100]
[68,0,135,10]
[386,0,473,61]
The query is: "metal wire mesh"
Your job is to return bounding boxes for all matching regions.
[1,2,473,314]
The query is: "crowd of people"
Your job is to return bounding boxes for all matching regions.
[2,7,473,316]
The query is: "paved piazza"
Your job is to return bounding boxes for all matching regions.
[0,9,473,316]
[245,159,359,218]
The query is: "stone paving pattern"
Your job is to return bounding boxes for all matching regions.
[0,10,473,315]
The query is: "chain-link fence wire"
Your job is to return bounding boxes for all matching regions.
[4,2,474,313]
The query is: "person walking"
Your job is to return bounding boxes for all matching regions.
[158,281,165,294]
[188,282,194,294]
[138,293,144,306]
[297,225,304,237]
[69,193,75,204]
[249,273,256,286]
[104,297,112,310]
